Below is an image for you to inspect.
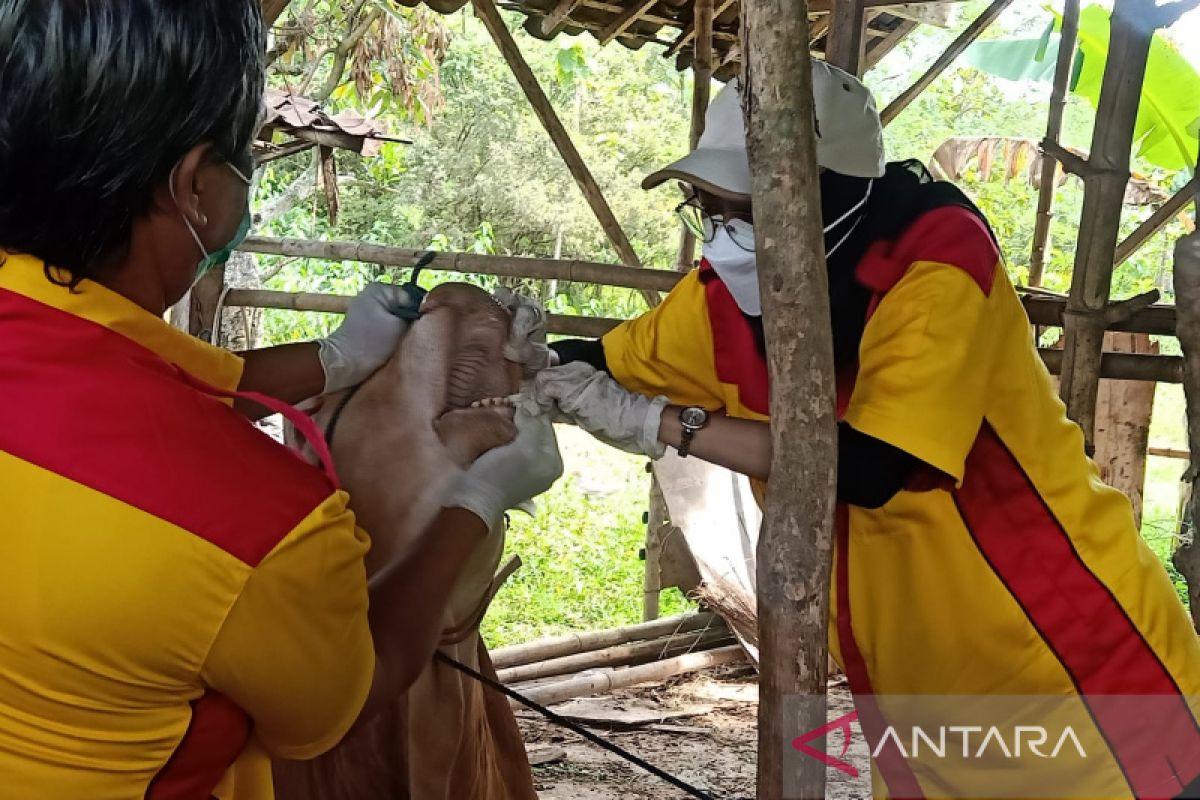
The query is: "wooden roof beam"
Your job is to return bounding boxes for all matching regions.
[864,18,917,68]
[540,0,583,35]
[665,0,736,57]
[599,0,659,45]
[263,0,292,26]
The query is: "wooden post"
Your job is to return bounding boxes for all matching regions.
[188,267,226,342]
[1057,0,1184,447]
[1028,0,1080,287]
[471,0,659,305]
[880,0,1015,127]
[676,0,715,271]
[825,0,866,75]
[741,0,836,796]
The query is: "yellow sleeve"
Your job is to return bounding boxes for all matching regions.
[601,271,725,410]
[201,493,374,760]
[843,261,1000,484]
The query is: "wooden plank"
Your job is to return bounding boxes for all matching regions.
[1114,174,1200,266]
[1028,0,1080,286]
[262,0,292,26]
[598,0,658,45]
[473,0,659,305]
[541,0,583,34]
[880,0,1015,126]
[864,19,917,69]
[825,0,867,74]
[665,0,736,57]
[238,235,680,290]
[741,0,836,795]
[1059,0,1164,447]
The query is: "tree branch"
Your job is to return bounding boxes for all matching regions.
[1151,0,1200,28]
[315,4,382,103]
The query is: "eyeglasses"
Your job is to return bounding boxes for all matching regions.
[674,198,756,252]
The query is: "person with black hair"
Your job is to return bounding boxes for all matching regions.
[0,2,560,797]
[535,65,1200,798]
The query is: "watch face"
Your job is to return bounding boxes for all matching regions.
[680,407,708,428]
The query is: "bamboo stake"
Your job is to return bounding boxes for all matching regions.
[741,0,834,796]
[1058,0,1167,448]
[1028,0,1080,287]
[490,611,719,669]
[825,0,866,75]
[496,627,734,684]
[676,0,714,271]
[1114,175,1200,267]
[512,645,745,707]
[880,0,1015,127]
[238,236,681,292]
[471,0,659,306]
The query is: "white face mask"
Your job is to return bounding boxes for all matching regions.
[701,179,874,317]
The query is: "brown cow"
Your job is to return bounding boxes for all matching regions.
[274,282,538,800]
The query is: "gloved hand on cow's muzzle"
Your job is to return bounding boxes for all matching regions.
[318,282,423,393]
[492,288,552,375]
[442,408,564,529]
[525,361,668,459]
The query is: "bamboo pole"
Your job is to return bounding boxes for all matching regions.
[880,0,1015,127]
[1021,294,1177,335]
[1058,0,1173,448]
[471,0,659,306]
[238,236,681,292]
[1114,175,1200,267]
[496,627,734,684]
[512,645,745,707]
[223,288,1188,381]
[675,0,715,271]
[490,611,719,669]
[740,0,834,796]
[825,0,866,75]
[1028,0,1080,287]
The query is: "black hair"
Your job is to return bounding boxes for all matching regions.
[0,0,265,286]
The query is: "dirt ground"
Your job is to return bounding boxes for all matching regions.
[518,666,872,800]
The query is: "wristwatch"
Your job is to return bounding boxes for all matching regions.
[677,406,710,458]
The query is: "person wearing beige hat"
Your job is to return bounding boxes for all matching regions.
[532,60,1200,799]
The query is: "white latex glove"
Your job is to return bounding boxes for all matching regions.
[318,282,421,393]
[493,288,551,375]
[442,408,564,528]
[529,361,668,459]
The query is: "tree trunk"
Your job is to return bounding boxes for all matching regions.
[740,2,837,798]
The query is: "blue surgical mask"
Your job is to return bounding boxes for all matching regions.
[169,161,254,283]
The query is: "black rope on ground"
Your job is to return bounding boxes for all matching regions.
[433,651,717,800]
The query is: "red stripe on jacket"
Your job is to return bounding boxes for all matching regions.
[955,424,1200,798]
[145,691,251,800]
[0,287,335,566]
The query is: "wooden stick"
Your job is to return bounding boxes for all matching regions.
[512,645,744,707]
[490,611,719,669]
[497,627,734,684]
[237,236,682,292]
[541,0,583,35]
[1039,349,1183,384]
[825,0,866,75]
[1028,0,1080,287]
[1149,446,1189,460]
[1115,175,1200,266]
[864,19,917,70]
[598,0,657,44]
[1021,294,1177,336]
[472,0,659,306]
[741,1,834,796]
[1059,0,1162,449]
[665,0,736,58]
[1041,139,1095,179]
[880,0,1015,126]
[675,0,715,271]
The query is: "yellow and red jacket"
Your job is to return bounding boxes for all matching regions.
[0,253,374,800]
[603,207,1200,798]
